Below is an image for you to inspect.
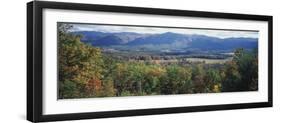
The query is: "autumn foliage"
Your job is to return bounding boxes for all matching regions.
[58,23,258,99]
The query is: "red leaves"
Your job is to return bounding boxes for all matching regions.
[86,78,102,93]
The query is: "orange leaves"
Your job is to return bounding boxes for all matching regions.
[85,78,102,94]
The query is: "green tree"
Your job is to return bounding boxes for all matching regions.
[99,77,116,97]
[143,65,165,94]
[233,48,258,91]
[191,64,206,93]
[128,63,147,95]
[205,69,222,93]
[160,65,192,94]
[222,48,258,92]
[112,62,131,96]
[58,23,104,98]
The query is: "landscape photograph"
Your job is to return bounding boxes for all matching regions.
[58,22,259,99]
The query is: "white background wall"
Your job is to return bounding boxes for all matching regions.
[0,0,280,123]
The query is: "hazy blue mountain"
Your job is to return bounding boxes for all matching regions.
[73,31,107,41]
[72,31,148,46]
[127,32,191,45]
[221,38,258,50]
[111,32,150,44]
[72,31,258,51]
[186,35,257,50]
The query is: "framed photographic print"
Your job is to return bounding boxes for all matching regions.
[27,1,273,122]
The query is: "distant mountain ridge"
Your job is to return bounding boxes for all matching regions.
[72,31,258,51]
[73,31,149,46]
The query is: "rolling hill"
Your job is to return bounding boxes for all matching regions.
[72,31,258,51]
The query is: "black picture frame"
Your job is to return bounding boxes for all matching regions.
[27,1,273,122]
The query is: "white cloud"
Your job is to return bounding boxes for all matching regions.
[70,23,258,39]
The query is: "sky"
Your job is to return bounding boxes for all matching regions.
[68,23,259,39]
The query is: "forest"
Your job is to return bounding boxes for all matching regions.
[58,23,258,99]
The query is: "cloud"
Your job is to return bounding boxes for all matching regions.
[69,23,258,39]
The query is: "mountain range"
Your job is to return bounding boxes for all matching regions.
[72,31,258,51]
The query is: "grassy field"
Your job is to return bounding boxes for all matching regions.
[184,57,232,64]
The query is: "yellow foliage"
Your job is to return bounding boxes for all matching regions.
[212,84,221,93]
